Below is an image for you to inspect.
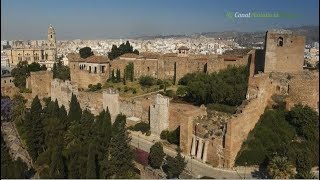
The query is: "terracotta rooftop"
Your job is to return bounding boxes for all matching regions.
[140,52,161,59]
[120,53,140,58]
[163,53,178,57]
[85,55,109,64]
[178,46,190,50]
[67,53,85,62]
[67,53,109,63]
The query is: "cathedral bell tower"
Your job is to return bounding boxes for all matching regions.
[48,24,56,48]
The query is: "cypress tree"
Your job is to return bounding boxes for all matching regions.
[173,62,177,85]
[68,94,82,123]
[25,95,45,160]
[116,69,121,82]
[109,114,135,178]
[68,156,80,179]
[53,99,59,117]
[52,63,57,79]
[165,148,187,178]
[80,109,94,138]
[130,63,134,82]
[123,71,126,85]
[95,109,112,160]
[111,69,115,82]
[149,142,165,169]
[58,105,68,129]
[86,143,97,179]
[49,147,66,178]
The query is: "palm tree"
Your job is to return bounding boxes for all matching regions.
[267,156,294,179]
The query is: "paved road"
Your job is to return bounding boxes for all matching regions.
[130,132,319,179]
[130,132,249,179]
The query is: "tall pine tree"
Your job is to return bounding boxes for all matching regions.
[109,114,136,178]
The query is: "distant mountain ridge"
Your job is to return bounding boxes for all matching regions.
[133,26,319,46]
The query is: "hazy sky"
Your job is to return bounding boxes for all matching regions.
[1,0,319,40]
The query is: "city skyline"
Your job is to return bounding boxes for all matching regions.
[1,0,319,40]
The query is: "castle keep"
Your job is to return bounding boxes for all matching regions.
[264,29,305,73]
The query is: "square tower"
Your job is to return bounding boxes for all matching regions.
[264,29,305,73]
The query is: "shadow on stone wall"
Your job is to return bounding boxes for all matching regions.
[254,49,265,74]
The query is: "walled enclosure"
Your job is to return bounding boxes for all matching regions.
[68,52,249,90]
[168,103,207,155]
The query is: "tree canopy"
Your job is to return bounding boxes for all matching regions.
[11,61,46,89]
[179,65,249,106]
[108,41,139,60]
[79,47,94,59]
[52,60,70,81]
[236,104,319,171]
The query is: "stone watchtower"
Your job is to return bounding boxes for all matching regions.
[264,29,305,73]
[48,24,56,48]
[150,94,170,136]
[103,88,120,123]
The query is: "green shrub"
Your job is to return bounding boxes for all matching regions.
[165,90,175,98]
[178,73,194,85]
[132,88,137,94]
[160,130,169,140]
[176,86,187,97]
[131,122,150,133]
[124,86,129,92]
[19,88,32,93]
[157,79,164,85]
[167,127,180,146]
[146,131,151,136]
[207,103,236,114]
[139,76,156,87]
[88,83,102,91]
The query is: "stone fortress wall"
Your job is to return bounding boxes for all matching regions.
[51,78,78,110]
[30,71,53,100]
[286,71,319,112]
[12,29,318,169]
[68,51,249,89]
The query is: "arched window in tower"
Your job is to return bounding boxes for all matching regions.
[51,35,52,38]
[277,37,284,47]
